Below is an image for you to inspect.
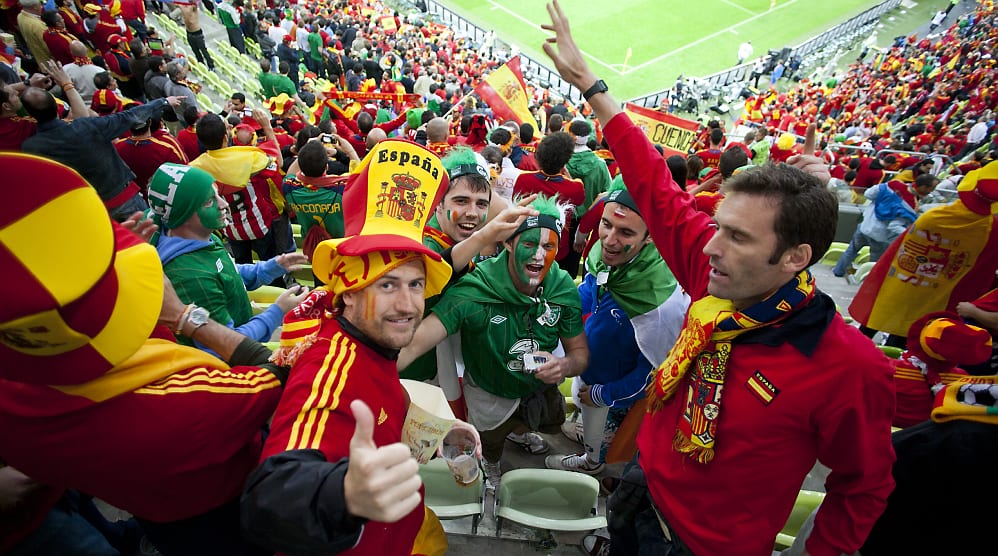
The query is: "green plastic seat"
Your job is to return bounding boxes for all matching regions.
[877,345,903,359]
[853,245,871,266]
[418,458,485,534]
[557,378,577,415]
[773,490,825,551]
[819,241,848,265]
[494,469,606,537]
[852,261,876,284]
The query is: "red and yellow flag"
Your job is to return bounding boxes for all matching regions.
[474,56,534,127]
[623,103,700,157]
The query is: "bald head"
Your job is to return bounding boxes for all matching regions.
[366,128,387,149]
[70,40,88,57]
[426,117,449,142]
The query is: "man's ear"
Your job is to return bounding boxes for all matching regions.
[782,244,812,273]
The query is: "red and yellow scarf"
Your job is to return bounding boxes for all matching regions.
[647,270,815,463]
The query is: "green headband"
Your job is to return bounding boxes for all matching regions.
[513,214,563,238]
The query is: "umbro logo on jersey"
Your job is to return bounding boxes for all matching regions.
[490,315,507,325]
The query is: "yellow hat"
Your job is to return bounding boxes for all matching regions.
[312,140,452,299]
[267,93,295,116]
[0,153,163,385]
[957,161,998,215]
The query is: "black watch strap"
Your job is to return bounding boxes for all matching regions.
[583,79,608,102]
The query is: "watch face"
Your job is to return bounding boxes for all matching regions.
[188,307,210,326]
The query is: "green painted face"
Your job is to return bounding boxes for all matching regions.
[197,192,227,230]
[509,227,558,289]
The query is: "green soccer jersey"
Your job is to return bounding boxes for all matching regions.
[432,251,583,399]
[284,176,345,240]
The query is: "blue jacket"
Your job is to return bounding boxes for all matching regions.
[578,273,651,409]
[157,234,286,343]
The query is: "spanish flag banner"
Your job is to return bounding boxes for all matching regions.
[473,56,534,126]
[380,15,398,34]
[622,103,699,157]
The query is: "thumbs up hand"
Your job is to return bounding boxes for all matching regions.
[343,399,422,523]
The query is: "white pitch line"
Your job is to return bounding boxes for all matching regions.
[624,0,802,74]
[484,0,621,75]
[717,0,756,15]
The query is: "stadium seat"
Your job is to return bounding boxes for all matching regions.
[558,378,577,415]
[853,246,871,266]
[291,263,314,283]
[819,242,848,265]
[247,286,284,317]
[494,469,605,537]
[877,345,904,359]
[773,490,825,551]
[418,458,485,535]
[850,261,876,285]
[195,93,217,113]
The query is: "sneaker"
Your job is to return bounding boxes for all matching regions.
[545,453,605,475]
[582,534,610,556]
[561,420,584,445]
[506,431,550,454]
[483,460,502,491]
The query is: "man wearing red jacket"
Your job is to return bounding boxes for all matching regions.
[241,140,479,555]
[0,153,287,556]
[542,4,896,556]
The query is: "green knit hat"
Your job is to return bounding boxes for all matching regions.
[148,163,218,229]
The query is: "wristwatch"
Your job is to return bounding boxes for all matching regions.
[184,305,211,336]
[582,79,609,102]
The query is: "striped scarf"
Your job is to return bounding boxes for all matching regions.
[647,270,815,463]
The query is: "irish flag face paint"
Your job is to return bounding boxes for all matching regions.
[509,227,558,290]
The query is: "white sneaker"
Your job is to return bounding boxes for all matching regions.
[545,453,605,475]
[561,420,584,444]
[483,460,502,491]
[506,431,550,454]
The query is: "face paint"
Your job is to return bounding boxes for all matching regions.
[197,192,228,230]
[511,228,558,289]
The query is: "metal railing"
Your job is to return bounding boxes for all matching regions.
[628,0,903,109]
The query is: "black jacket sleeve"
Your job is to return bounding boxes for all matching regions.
[241,449,366,556]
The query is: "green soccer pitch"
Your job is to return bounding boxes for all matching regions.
[438,0,884,100]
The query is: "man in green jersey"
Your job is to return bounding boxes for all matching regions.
[399,195,589,488]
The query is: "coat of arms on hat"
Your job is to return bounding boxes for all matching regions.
[374,172,428,226]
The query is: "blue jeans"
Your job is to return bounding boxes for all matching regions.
[832,227,889,277]
[108,193,149,223]
[8,491,141,556]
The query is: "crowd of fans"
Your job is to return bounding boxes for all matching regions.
[0,0,997,555]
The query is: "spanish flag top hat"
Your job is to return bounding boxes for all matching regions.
[0,153,163,385]
[311,139,453,299]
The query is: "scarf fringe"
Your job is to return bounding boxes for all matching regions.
[672,429,715,464]
[270,331,319,367]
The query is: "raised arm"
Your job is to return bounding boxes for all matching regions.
[397,313,449,370]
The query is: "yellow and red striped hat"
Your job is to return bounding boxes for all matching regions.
[0,153,163,385]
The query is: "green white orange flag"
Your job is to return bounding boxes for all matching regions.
[474,56,534,126]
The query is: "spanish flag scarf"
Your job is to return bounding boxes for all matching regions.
[647,270,815,463]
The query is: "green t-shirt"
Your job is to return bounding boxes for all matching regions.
[432,251,583,399]
[307,32,323,62]
[259,72,297,98]
[163,235,252,346]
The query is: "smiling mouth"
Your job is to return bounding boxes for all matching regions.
[457,222,478,232]
[525,263,544,274]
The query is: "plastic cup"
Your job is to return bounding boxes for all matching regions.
[441,428,480,486]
